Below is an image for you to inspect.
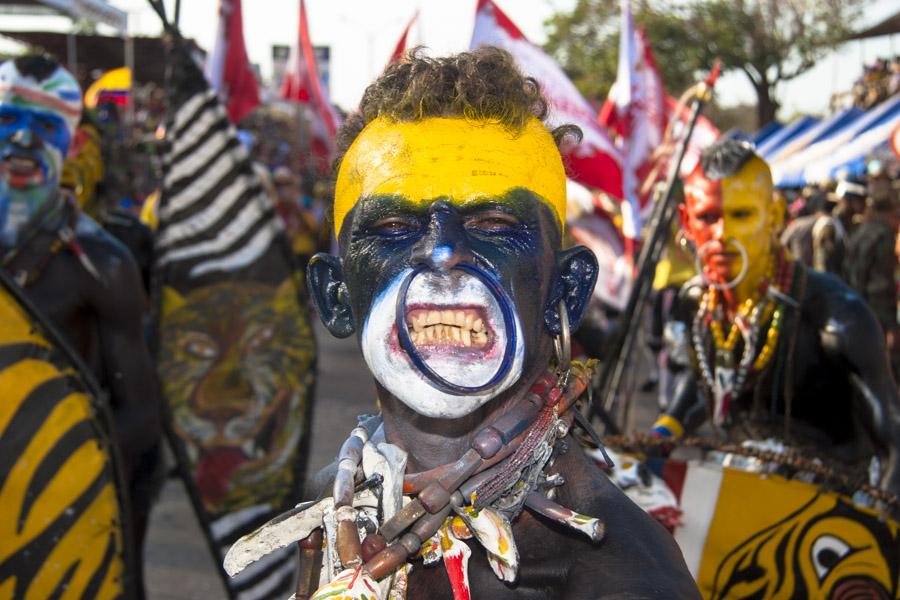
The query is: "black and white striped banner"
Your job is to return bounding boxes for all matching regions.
[155,88,282,280]
[154,54,315,600]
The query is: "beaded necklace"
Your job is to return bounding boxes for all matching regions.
[694,252,792,427]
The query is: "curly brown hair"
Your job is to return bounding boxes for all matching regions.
[333,47,581,174]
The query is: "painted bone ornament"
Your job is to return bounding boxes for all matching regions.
[224,363,607,600]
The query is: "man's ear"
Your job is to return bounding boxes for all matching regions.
[307,253,355,338]
[544,245,598,335]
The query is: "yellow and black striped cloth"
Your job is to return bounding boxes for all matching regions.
[0,286,126,600]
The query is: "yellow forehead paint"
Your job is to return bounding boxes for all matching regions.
[333,116,567,236]
[721,156,773,209]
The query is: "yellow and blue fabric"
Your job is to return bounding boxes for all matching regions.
[651,415,684,439]
[0,283,126,599]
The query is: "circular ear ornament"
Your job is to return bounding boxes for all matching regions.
[552,299,571,374]
[395,263,517,395]
[695,238,749,290]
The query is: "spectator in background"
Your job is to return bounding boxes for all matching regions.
[781,190,846,275]
[833,177,868,238]
[844,186,899,376]
[888,55,900,97]
[272,166,318,270]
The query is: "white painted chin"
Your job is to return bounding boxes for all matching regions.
[361,268,525,419]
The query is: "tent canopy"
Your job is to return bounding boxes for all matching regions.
[0,30,171,84]
[845,9,900,41]
[751,121,783,147]
[757,116,820,160]
[770,95,900,187]
[0,0,126,32]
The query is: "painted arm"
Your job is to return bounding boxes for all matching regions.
[652,284,707,438]
[825,295,900,496]
[653,369,707,438]
[90,242,162,475]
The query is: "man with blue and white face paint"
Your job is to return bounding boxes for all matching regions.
[0,56,81,246]
[0,55,163,599]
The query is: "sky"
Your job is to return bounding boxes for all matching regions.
[1,0,898,121]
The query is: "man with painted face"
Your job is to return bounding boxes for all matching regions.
[0,55,162,595]
[297,49,698,599]
[651,139,900,497]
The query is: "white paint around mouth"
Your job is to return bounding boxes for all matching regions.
[361,268,525,419]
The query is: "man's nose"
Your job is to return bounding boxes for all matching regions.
[711,218,725,241]
[410,202,474,272]
[10,126,38,150]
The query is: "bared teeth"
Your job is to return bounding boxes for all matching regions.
[406,308,492,348]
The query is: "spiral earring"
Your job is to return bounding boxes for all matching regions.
[552,299,571,376]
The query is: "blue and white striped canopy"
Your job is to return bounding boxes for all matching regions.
[766,94,900,187]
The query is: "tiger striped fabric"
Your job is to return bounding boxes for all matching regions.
[0,284,126,600]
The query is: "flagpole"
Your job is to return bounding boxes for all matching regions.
[592,62,721,432]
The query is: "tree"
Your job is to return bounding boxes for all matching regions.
[544,0,866,127]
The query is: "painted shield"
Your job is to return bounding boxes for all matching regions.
[154,44,316,599]
[0,275,130,599]
[655,459,899,599]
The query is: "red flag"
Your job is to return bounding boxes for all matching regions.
[388,11,419,65]
[204,0,260,124]
[282,0,340,174]
[470,0,623,200]
[598,0,666,242]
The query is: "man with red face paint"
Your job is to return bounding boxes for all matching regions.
[651,139,900,498]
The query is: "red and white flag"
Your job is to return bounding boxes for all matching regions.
[665,95,720,178]
[387,10,419,65]
[281,0,341,174]
[470,0,623,200]
[598,0,666,242]
[204,0,260,124]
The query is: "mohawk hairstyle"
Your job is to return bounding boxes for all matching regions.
[333,47,581,174]
[699,139,758,180]
[13,55,60,82]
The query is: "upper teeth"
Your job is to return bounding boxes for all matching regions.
[407,309,488,347]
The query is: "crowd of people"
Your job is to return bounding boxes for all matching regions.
[832,54,900,111]
[1,41,899,600]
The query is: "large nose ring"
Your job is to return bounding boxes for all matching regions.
[394,263,517,395]
[694,238,749,290]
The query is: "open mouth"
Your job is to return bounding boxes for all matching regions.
[406,306,491,349]
[2,154,43,187]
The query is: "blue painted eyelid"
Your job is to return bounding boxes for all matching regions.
[0,106,70,154]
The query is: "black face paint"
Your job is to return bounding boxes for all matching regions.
[339,189,561,384]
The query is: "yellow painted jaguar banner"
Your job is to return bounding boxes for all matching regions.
[0,287,126,600]
[689,466,899,599]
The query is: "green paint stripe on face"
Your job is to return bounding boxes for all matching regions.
[7,97,48,110]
